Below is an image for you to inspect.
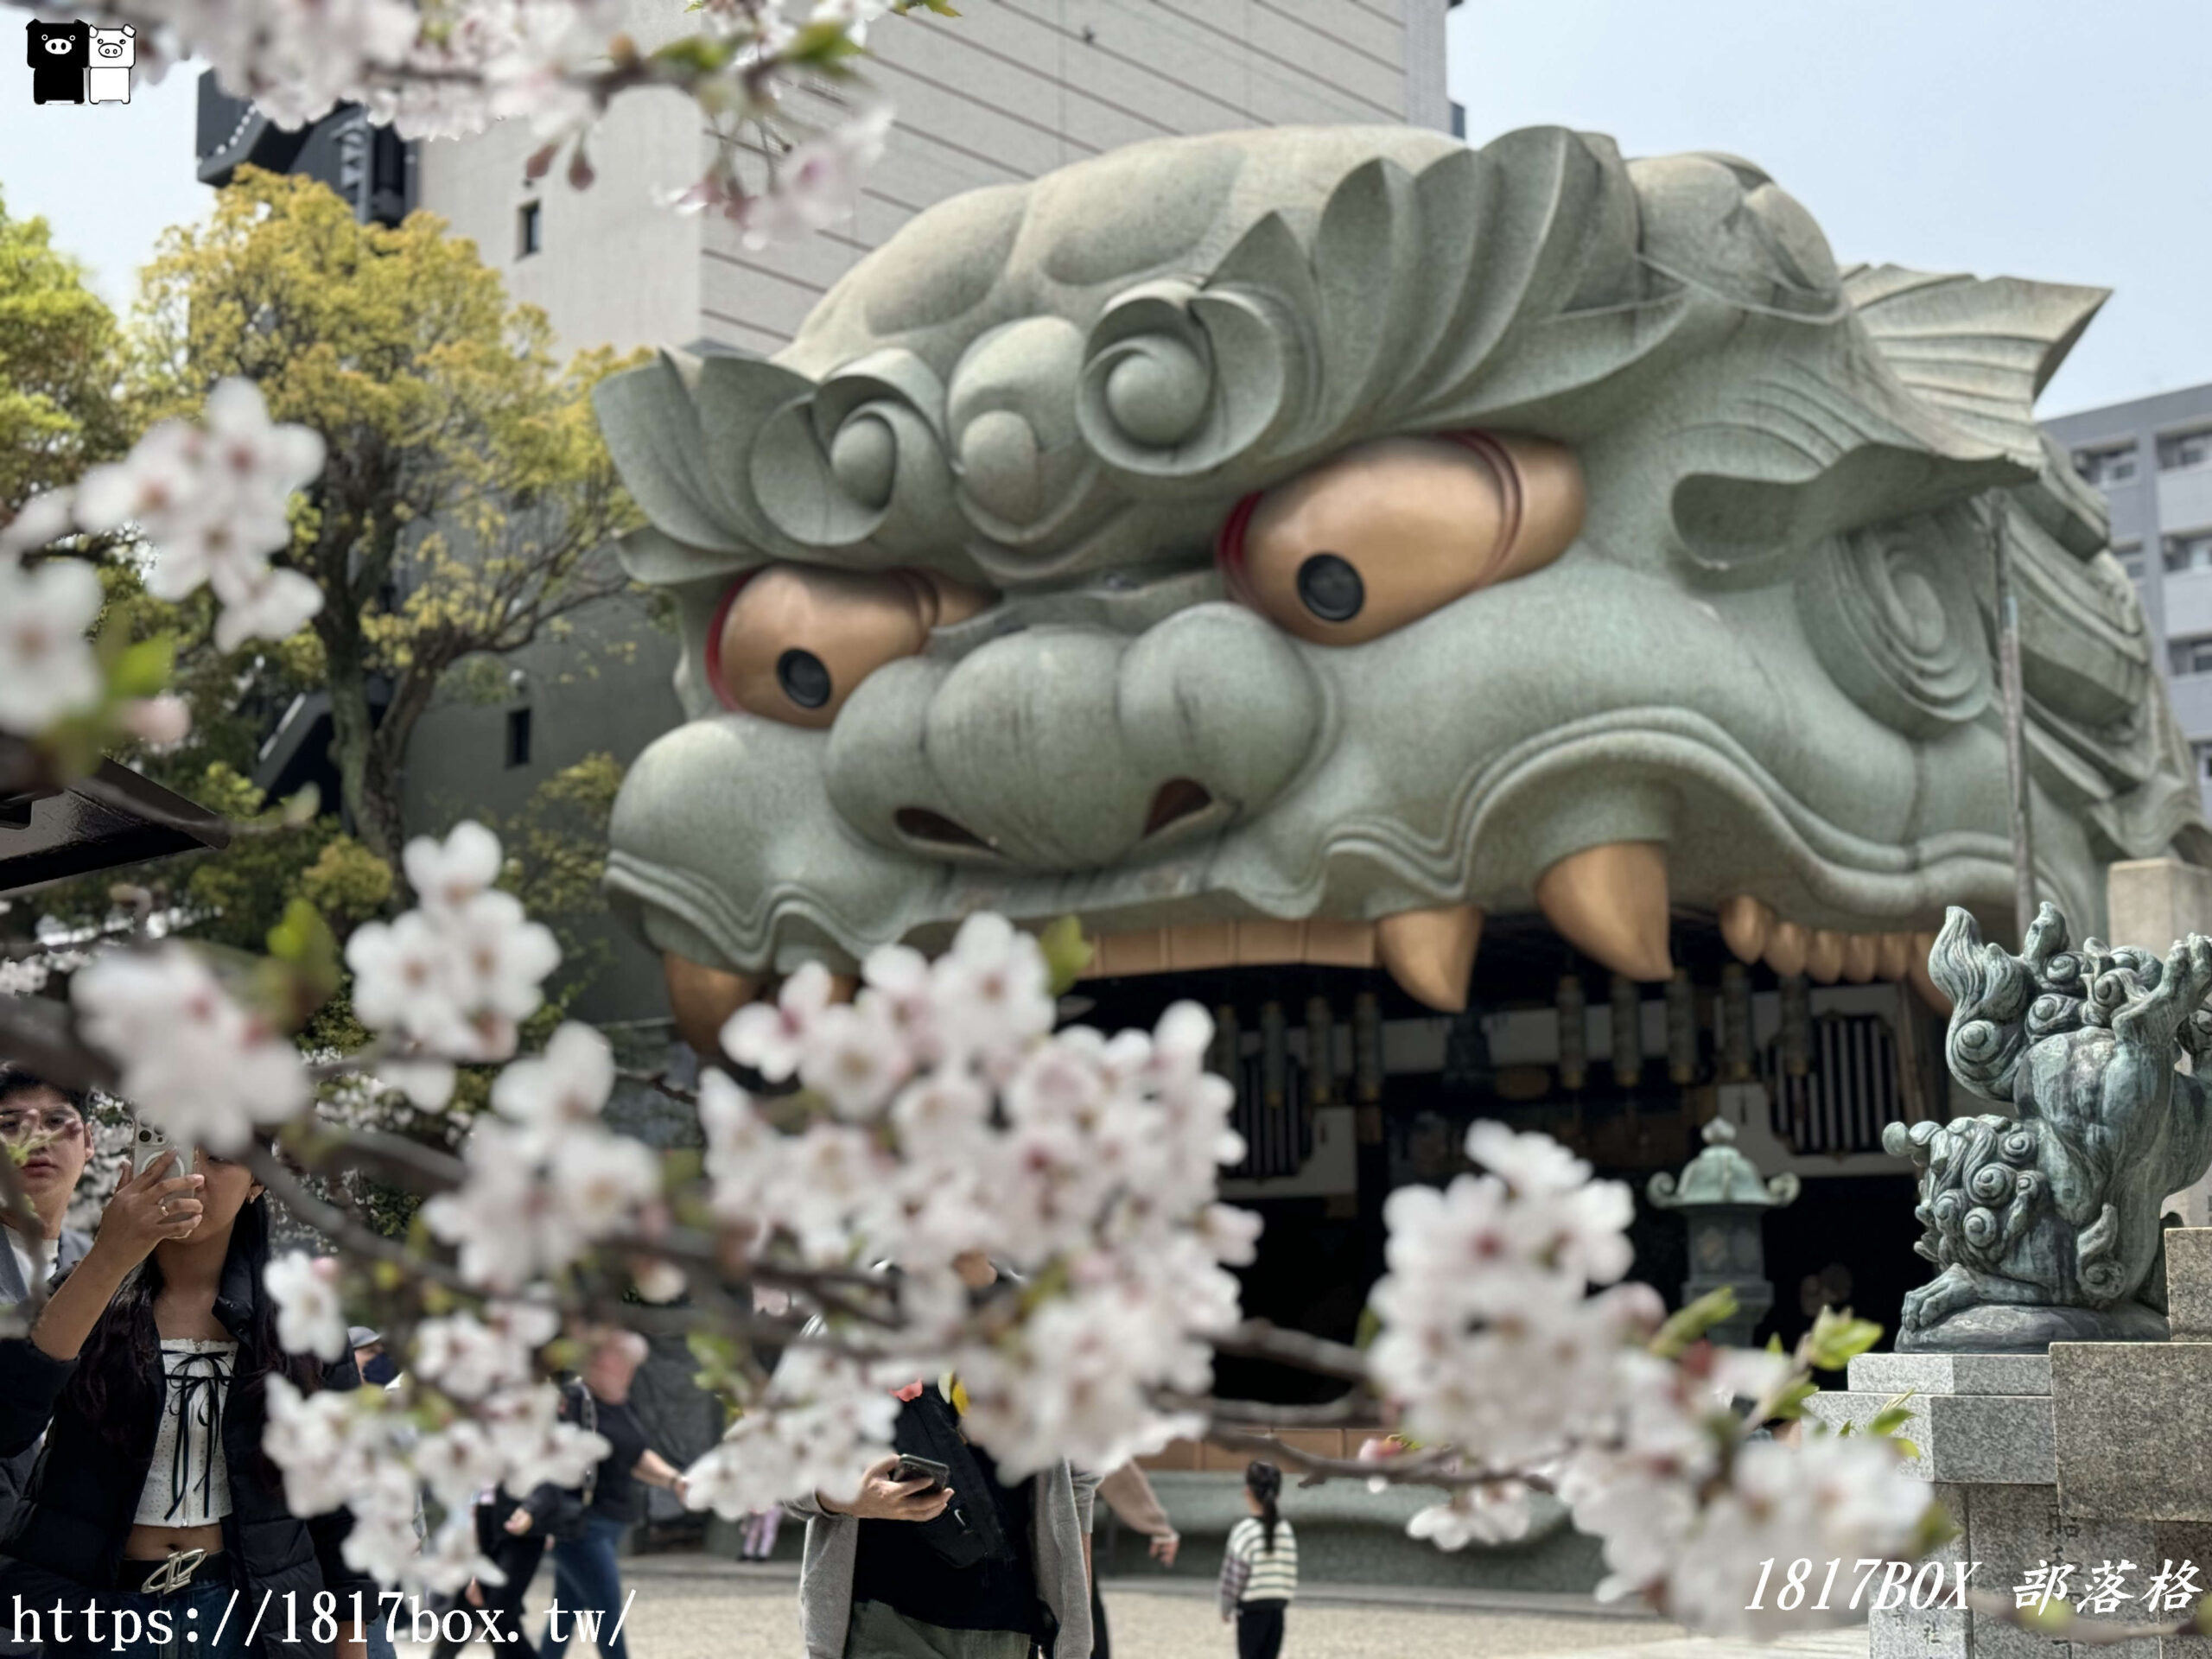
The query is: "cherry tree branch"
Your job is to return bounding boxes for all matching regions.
[618,1068,698,1109]
[0,992,117,1096]
[1207,1319,1373,1383]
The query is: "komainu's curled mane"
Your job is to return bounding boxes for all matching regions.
[1885,904,2212,1351]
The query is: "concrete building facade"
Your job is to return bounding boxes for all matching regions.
[397,1,1455,1022]
[416,0,1453,359]
[2044,381,2212,818]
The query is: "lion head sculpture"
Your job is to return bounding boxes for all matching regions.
[591,124,2210,1040]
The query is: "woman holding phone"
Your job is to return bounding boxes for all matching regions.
[0,1144,377,1659]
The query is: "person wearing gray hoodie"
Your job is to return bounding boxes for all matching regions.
[786,1253,1097,1659]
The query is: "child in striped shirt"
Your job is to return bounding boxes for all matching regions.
[1217,1461,1297,1659]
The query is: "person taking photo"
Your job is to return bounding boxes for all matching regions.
[0,1144,375,1659]
[789,1250,1099,1659]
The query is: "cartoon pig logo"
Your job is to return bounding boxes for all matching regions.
[26,19,89,105]
[86,23,132,105]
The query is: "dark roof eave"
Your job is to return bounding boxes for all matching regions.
[0,760,232,899]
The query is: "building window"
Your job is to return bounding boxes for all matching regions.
[2115,541,2145,582]
[517,200,542,258]
[505,706,532,769]
[2171,636,2212,677]
[2160,429,2212,473]
[2074,444,2138,487]
[2197,742,2212,781]
[1450,100,1465,140]
[2165,531,2212,575]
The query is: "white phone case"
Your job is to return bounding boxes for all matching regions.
[131,1121,181,1177]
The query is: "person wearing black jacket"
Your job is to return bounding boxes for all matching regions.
[0,1147,374,1659]
[523,1332,686,1659]
[0,1067,97,1551]
[428,1490,546,1659]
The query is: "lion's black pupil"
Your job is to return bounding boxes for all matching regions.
[1296,552,1363,622]
[777,649,832,709]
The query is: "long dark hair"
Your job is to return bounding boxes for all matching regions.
[1246,1459,1282,1553]
[62,1193,322,1481]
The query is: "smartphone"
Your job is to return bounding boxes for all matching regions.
[892,1456,950,1493]
[131,1120,190,1179]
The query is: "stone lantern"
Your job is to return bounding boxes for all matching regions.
[1646,1116,1800,1346]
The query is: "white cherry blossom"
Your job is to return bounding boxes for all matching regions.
[403,818,505,911]
[682,1347,899,1519]
[491,1020,616,1146]
[71,944,310,1149]
[796,993,915,1120]
[264,1252,348,1361]
[1408,1484,1534,1549]
[70,379,326,652]
[545,1130,662,1235]
[0,555,104,735]
[412,1303,559,1400]
[721,958,836,1080]
[346,823,558,1069]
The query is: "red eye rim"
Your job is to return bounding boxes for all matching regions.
[702,568,763,713]
[1212,430,1526,607]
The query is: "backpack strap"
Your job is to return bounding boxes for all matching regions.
[561,1379,600,1513]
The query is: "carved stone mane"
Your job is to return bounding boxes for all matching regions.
[1886,904,2212,1351]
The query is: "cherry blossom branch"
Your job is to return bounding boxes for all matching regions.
[1192,1421,1550,1496]
[243,1141,843,1353]
[246,1143,475,1294]
[1157,1388,1375,1430]
[0,1,921,245]
[1207,1319,1374,1384]
[617,1068,699,1109]
[279,1120,466,1193]
[0,992,117,1096]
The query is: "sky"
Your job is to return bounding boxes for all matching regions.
[0,41,206,315]
[0,4,2206,419]
[1444,0,2212,418]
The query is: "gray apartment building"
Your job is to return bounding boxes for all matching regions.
[2044,381,2212,818]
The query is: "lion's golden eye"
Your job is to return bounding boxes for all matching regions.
[708,563,992,728]
[1220,432,1586,646]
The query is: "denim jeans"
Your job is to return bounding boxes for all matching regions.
[42,1576,255,1659]
[537,1516,630,1659]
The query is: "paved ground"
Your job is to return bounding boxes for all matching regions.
[394,1554,1872,1659]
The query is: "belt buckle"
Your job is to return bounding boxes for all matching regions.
[139,1549,206,1595]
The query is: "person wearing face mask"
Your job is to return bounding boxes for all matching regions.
[0,1144,376,1659]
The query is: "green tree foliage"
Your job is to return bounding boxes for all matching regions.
[129,169,645,864]
[492,752,626,1023]
[0,188,126,515]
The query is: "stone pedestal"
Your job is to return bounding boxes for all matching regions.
[1809,1231,2212,1659]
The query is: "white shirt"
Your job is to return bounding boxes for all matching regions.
[7,1233,57,1299]
[134,1339,237,1526]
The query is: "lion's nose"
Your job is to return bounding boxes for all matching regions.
[826,604,1322,871]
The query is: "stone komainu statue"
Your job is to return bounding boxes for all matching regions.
[1885,905,2212,1351]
